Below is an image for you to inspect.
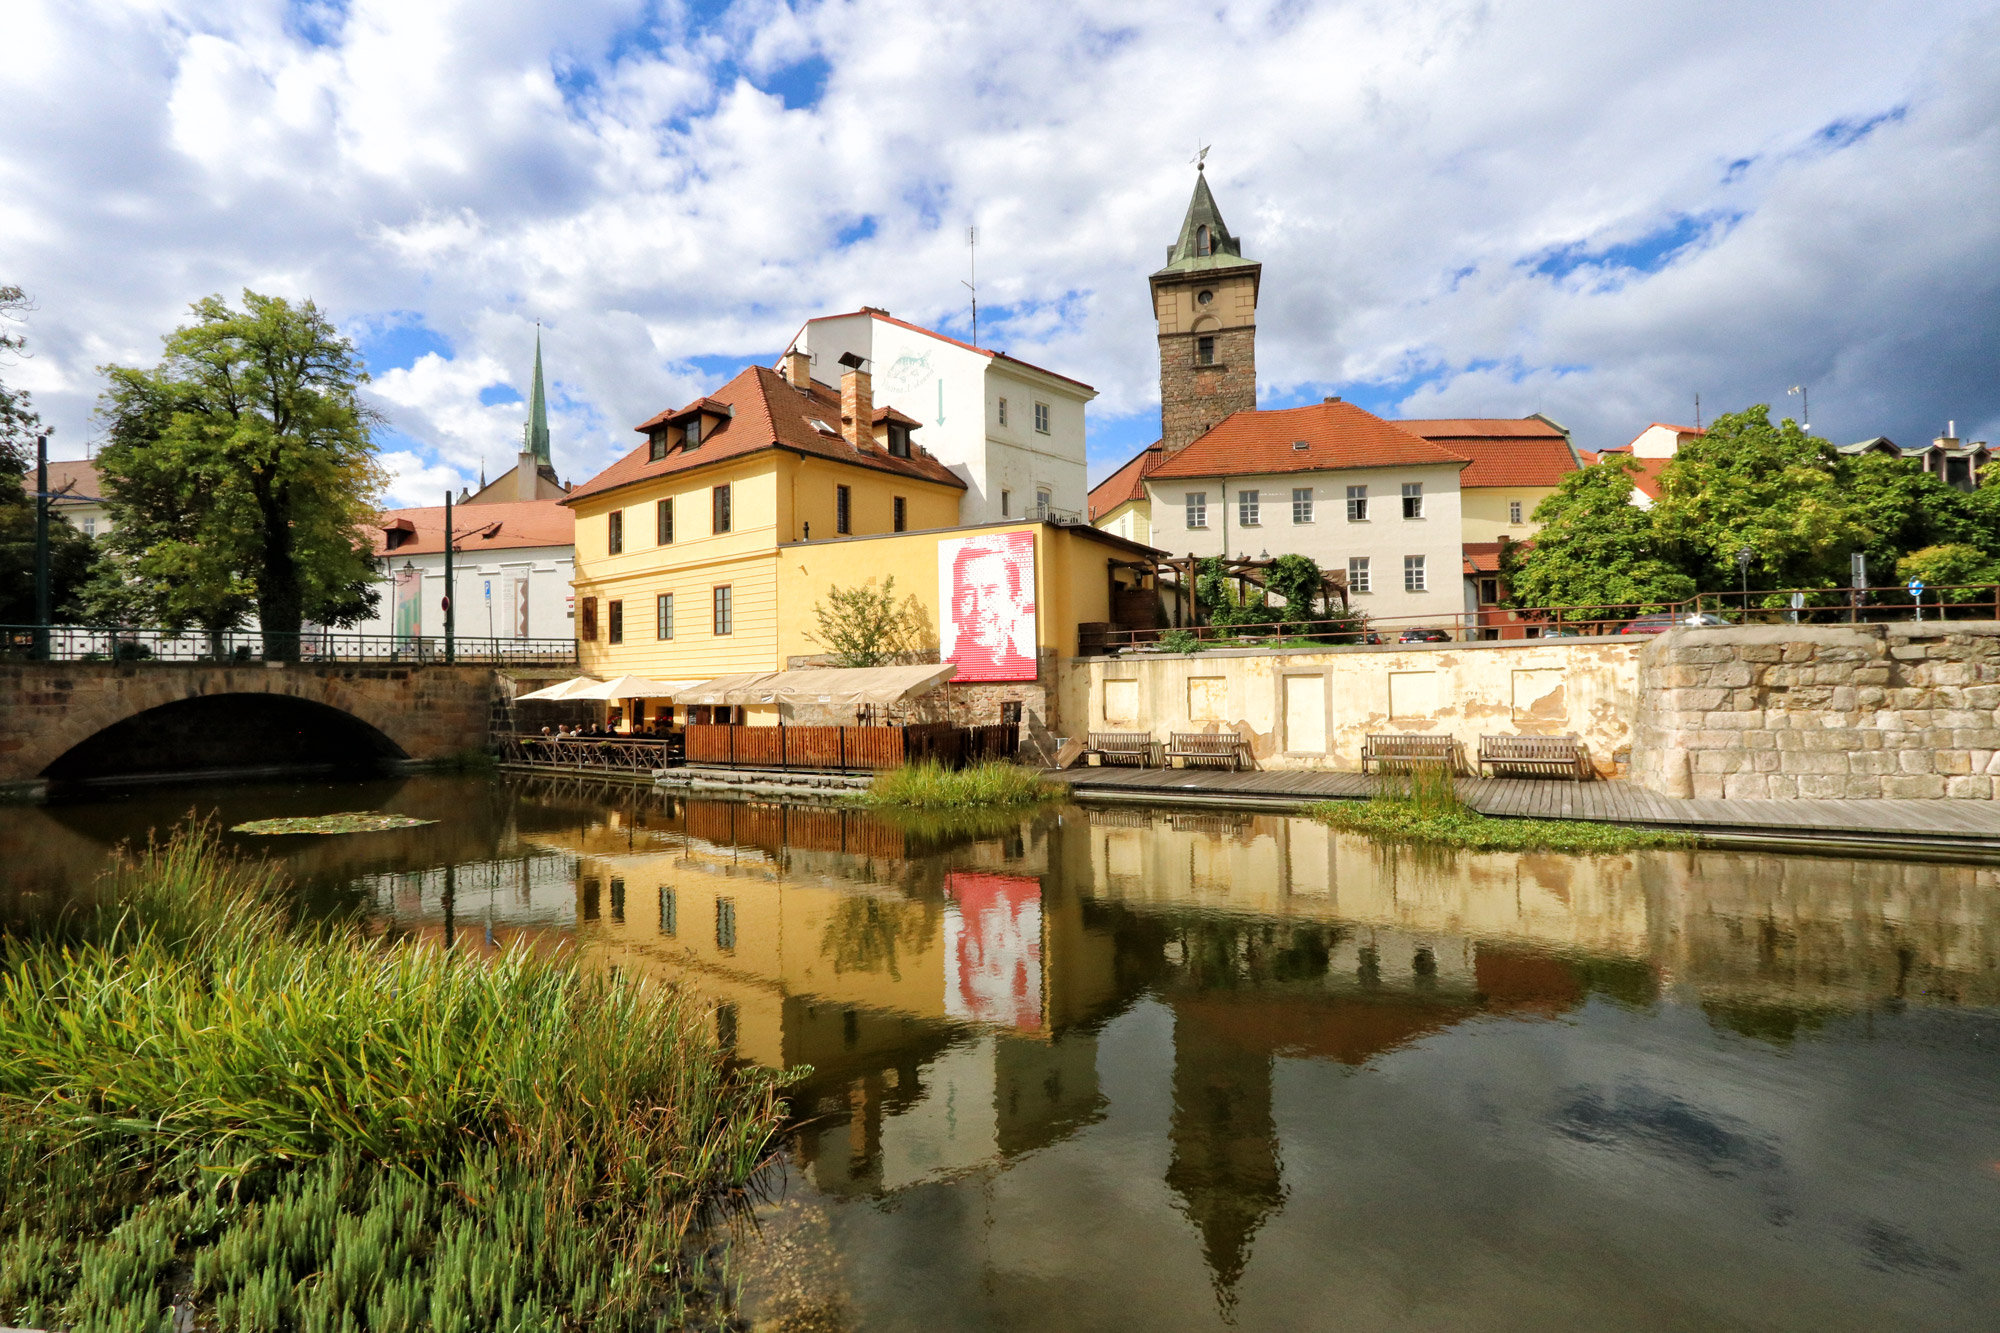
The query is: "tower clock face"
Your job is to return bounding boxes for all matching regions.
[1197,290,1213,305]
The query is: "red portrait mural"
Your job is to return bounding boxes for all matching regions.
[939,530,1038,682]
[942,871,1043,1031]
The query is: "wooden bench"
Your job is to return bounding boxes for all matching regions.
[1479,733,1590,781]
[1165,731,1250,770]
[1085,731,1161,767]
[1360,733,1457,774]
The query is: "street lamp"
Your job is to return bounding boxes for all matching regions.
[1787,384,1809,432]
[1737,546,1753,612]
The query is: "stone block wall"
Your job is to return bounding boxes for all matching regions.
[1158,325,1256,451]
[1629,623,2000,800]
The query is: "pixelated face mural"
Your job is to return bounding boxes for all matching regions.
[940,530,1037,682]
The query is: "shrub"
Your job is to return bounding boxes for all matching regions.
[856,760,1058,810]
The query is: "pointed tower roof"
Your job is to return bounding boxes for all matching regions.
[1155,167,1257,277]
[526,328,552,464]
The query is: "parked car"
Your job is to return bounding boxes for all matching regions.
[1619,612,1730,635]
[1398,627,1454,643]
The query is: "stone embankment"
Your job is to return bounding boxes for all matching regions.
[1630,623,2000,800]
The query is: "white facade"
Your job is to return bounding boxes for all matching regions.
[355,547,576,643]
[792,312,1094,525]
[1144,463,1466,626]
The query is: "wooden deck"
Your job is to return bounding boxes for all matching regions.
[1053,766,2000,860]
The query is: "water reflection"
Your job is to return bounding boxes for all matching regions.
[5,775,1997,1330]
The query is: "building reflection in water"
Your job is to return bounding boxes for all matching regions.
[405,781,1998,1304]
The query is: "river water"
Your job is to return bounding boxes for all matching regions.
[3,773,1996,1331]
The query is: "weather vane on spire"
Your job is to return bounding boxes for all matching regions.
[1192,143,1210,171]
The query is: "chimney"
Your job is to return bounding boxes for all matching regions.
[838,352,872,450]
[785,348,812,388]
[516,449,538,502]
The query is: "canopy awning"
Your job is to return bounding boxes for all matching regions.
[673,664,957,712]
[514,676,603,702]
[515,675,699,702]
[568,675,702,701]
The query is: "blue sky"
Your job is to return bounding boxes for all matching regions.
[4,0,1997,504]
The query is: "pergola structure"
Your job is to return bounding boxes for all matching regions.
[1104,552,1350,632]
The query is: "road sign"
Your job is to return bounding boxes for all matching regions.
[483,579,491,601]
[1908,579,1924,595]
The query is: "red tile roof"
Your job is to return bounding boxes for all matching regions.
[1461,540,1528,574]
[796,308,1097,394]
[369,499,573,557]
[34,458,102,503]
[1628,455,1671,499]
[569,364,966,506]
[1087,441,1164,520]
[1147,401,1469,480]
[1396,418,1578,489]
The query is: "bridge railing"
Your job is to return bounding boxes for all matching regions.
[0,625,578,666]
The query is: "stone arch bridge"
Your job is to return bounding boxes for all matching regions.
[1,661,503,798]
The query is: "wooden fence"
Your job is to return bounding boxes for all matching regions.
[683,722,1018,771]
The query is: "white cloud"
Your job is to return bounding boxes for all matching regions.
[2,0,1995,486]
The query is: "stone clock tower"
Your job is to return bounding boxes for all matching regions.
[1152,166,1261,452]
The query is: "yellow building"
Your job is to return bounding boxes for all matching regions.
[1396,416,1579,545]
[567,353,1161,736]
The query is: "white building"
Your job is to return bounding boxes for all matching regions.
[785,307,1095,525]
[1142,399,1471,626]
[360,500,575,644]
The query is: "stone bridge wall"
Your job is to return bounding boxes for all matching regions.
[1629,623,2000,800]
[0,661,501,797]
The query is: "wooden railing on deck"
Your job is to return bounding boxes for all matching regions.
[682,722,1018,771]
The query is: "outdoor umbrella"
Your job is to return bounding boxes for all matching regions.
[566,675,701,701]
[514,676,603,701]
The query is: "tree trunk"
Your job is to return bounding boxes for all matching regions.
[256,486,303,660]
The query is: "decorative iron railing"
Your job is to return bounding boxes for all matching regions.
[0,625,577,666]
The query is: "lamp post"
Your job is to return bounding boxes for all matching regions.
[32,432,49,662]
[1787,384,1809,432]
[1737,546,1753,616]
[442,490,455,665]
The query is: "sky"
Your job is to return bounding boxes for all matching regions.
[3,0,1998,506]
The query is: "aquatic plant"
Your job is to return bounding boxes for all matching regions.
[229,811,437,835]
[855,760,1059,811]
[1306,768,1690,854]
[0,824,790,1330]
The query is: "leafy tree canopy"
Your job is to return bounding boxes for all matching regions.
[1503,454,1695,615]
[808,576,933,667]
[1651,406,1864,592]
[1896,543,2000,600]
[0,284,100,624]
[91,292,387,651]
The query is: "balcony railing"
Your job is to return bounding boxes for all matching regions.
[1,625,578,666]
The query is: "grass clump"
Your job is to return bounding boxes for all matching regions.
[855,760,1059,811]
[0,823,791,1331]
[1307,764,1689,854]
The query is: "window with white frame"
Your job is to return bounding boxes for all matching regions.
[1346,485,1368,521]
[1292,487,1313,523]
[1347,556,1371,593]
[1033,401,1051,434]
[997,397,1008,426]
[1402,482,1424,519]
[1185,491,1208,528]
[1509,499,1524,524]
[1404,554,1427,591]
[1238,489,1260,527]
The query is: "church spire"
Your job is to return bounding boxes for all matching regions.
[526,327,552,465]
[1158,165,1253,275]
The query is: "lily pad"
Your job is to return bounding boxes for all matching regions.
[230,812,438,836]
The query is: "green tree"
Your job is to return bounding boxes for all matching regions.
[1652,406,1865,593]
[0,284,100,625]
[1896,544,2000,602]
[808,576,932,666]
[1836,451,1997,582]
[92,292,386,656]
[1503,454,1695,615]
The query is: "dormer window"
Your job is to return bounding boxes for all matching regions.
[1195,225,1211,257]
[888,423,910,458]
[684,417,701,449]
[648,430,668,462]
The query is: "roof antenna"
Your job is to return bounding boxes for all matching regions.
[1694,393,1701,431]
[963,226,978,347]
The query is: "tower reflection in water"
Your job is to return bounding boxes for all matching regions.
[450,789,1997,1306]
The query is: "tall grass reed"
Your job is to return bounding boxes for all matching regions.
[0,823,791,1331]
[857,760,1059,810]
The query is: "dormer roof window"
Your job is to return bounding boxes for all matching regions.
[1196,225,1211,257]
[684,416,701,449]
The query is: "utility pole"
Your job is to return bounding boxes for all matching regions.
[963,226,979,346]
[33,433,50,661]
[443,490,455,664]
[1788,384,1809,432]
